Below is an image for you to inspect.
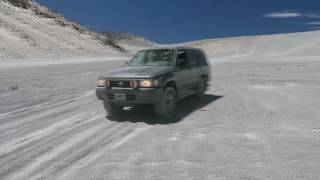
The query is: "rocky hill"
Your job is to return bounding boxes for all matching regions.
[0,0,141,59]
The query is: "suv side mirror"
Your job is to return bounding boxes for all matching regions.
[176,59,187,67]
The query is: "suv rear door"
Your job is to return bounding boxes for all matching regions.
[194,49,210,80]
[175,48,200,98]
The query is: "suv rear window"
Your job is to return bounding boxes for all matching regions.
[195,50,208,66]
[183,49,208,66]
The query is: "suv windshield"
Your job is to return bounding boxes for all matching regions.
[128,49,174,66]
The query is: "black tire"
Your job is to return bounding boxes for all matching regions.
[103,101,122,116]
[154,87,178,118]
[195,78,207,97]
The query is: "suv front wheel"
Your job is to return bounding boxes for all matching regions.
[154,87,178,118]
[103,101,122,117]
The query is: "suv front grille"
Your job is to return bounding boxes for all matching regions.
[126,94,136,101]
[107,93,136,101]
[110,80,131,88]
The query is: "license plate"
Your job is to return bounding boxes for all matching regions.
[114,93,126,101]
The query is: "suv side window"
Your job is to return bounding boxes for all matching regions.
[177,49,191,66]
[177,49,188,60]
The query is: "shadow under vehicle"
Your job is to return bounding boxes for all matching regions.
[107,94,223,125]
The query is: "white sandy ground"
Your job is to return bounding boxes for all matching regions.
[1,29,320,179]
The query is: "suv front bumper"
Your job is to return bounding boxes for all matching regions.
[96,87,163,105]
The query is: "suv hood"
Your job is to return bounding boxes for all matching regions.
[105,66,177,79]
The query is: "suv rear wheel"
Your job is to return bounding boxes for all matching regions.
[195,78,207,97]
[154,87,178,118]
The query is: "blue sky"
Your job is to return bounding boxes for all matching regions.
[38,0,320,43]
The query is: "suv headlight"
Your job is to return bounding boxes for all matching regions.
[139,79,159,88]
[97,79,110,87]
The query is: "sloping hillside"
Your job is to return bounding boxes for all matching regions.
[181,30,320,59]
[99,32,157,52]
[0,0,122,59]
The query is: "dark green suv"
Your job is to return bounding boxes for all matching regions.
[96,47,211,118]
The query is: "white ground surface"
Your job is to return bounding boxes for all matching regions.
[1,29,320,179]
